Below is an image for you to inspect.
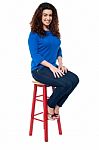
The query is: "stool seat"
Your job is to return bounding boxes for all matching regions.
[32,80,44,85]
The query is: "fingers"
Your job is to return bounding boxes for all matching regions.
[53,72,56,78]
[64,68,68,73]
[53,69,65,78]
[61,66,68,74]
[50,65,67,78]
[58,70,65,76]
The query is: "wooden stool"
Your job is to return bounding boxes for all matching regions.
[29,80,62,142]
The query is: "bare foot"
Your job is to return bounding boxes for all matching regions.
[48,106,60,120]
[54,105,60,119]
[47,106,55,120]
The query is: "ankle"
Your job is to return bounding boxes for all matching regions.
[48,106,54,114]
[55,105,60,114]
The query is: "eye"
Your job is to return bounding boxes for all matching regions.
[43,14,47,17]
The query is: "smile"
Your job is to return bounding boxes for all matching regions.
[45,21,50,23]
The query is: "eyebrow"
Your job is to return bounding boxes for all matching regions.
[43,13,52,15]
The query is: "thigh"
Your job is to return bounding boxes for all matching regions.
[63,70,79,86]
[32,67,71,87]
[31,67,62,87]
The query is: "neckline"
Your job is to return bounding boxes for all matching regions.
[44,30,51,32]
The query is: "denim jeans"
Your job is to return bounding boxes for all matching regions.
[31,66,79,108]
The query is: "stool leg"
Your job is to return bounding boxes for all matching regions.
[29,84,37,136]
[43,85,48,142]
[52,86,62,135]
[57,117,62,135]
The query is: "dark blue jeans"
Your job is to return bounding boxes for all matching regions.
[31,66,79,108]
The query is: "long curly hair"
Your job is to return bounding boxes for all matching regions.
[30,2,60,38]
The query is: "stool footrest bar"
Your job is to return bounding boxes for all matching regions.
[36,95,43,97]
[36,99,43,102]
[34,118,44,122]
[34,112,43,116]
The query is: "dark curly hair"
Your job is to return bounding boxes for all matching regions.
[30,2,60,38]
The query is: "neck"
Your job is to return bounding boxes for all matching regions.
[43,25,49,31]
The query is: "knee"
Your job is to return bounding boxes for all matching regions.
[73,74,79,86]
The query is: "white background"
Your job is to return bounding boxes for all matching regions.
[0,0,99,149]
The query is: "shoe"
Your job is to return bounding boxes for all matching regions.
[54,113,60,119]
[48,113,56,121]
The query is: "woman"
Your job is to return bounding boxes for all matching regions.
[28,2,79,120]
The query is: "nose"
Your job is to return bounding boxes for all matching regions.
[46,15,50,20]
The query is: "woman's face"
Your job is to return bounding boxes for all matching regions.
[42,9,52,29]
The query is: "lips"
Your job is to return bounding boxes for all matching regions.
[45,21,51,24]
[44,20,50,22]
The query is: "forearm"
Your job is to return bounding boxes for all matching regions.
[40,60,53,68]
[58,56,63,66]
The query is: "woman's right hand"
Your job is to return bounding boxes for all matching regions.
[49,64,65,78]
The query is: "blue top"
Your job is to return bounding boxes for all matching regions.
[28,31,62,71]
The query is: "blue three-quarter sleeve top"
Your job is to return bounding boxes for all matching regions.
[28,31,62,71]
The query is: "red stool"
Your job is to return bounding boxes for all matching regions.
[29,80,62,142]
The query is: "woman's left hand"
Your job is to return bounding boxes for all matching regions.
[58,65,68,74]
